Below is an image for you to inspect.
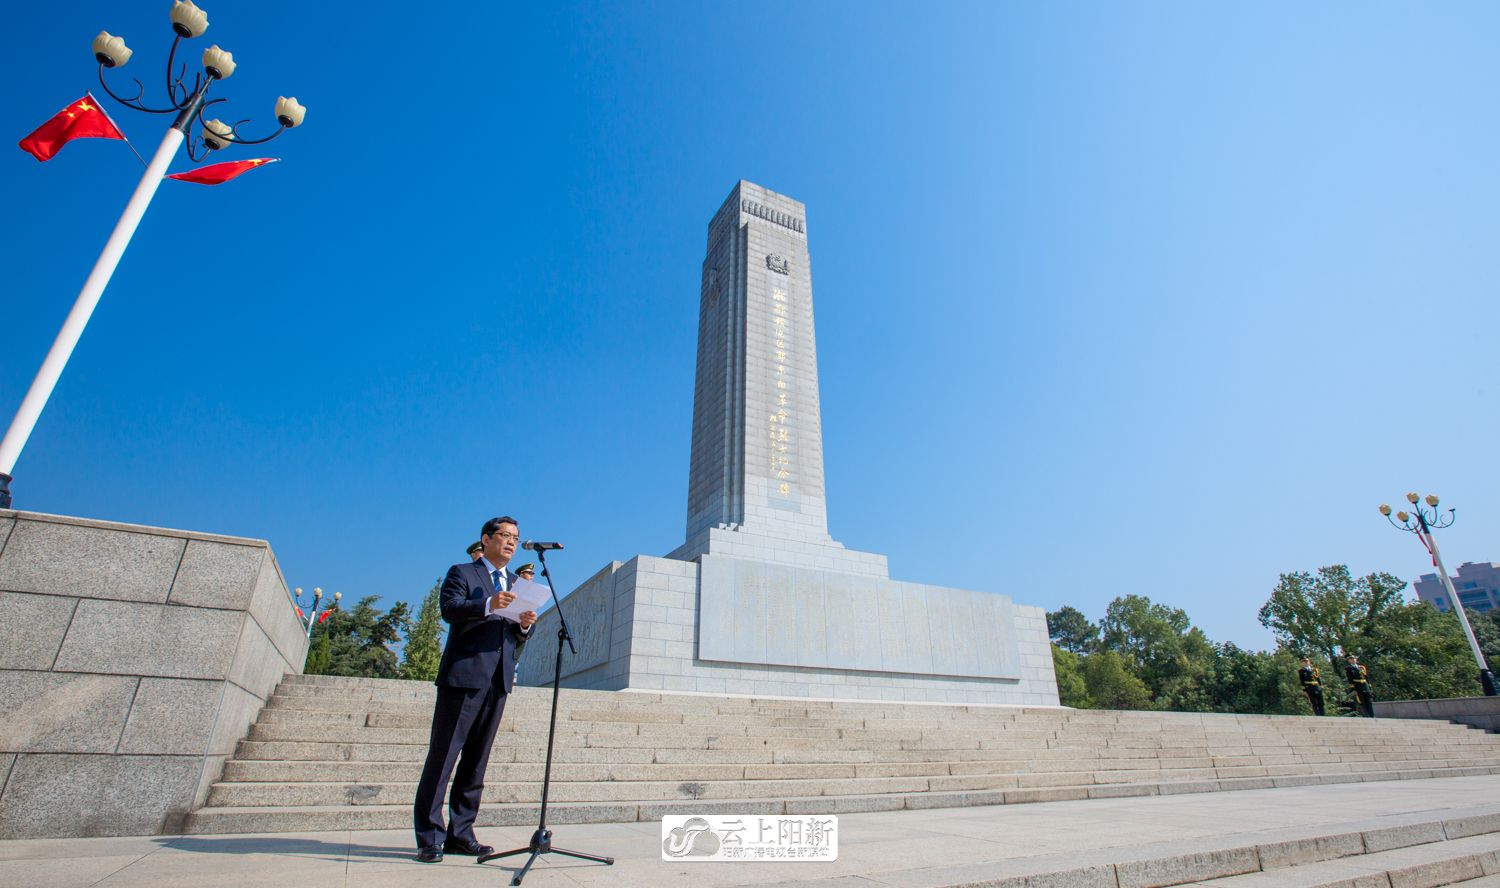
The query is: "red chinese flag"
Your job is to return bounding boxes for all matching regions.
[317,608,334,624]
[18,93,126,161]
[166,157,279,185]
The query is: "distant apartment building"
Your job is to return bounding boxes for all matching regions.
[1414,561,1500,613]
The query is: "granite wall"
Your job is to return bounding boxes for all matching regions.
[517,553,1060,707]
[1375,696,1500,734]
[0,510,307,837]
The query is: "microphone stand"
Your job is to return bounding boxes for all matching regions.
[477,547,614,885]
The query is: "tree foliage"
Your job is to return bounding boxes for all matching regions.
[304,629,331,675]
[1462,608,1500,671]
[1051,644,1091,707]
[1096,594,1216,710]
[1046,606,1099,654]
[1080,650,1152,710]
[1349,602,1481,702]
[399,580,446,682]
[1048,562,1487,716]
[1257,564,1484,706]
[1205,644,1305,715]
[304,595,412,678]
[1256,565,1406,674]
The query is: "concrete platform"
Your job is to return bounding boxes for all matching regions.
[5,772,1499,888]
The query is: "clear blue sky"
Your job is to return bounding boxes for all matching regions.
[4,2,1498,649]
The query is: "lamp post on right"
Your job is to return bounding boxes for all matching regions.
[1380,493,1498,696]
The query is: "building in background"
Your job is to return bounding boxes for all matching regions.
[1415,561,1500,613]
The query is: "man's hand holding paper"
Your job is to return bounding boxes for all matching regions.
[492,578,549,623]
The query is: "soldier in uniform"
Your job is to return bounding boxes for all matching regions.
[512,563,537,659]
[1345,653,1375,717]
[1298,656,1325,716]
[466,541,483,562]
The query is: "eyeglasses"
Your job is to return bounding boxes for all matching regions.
[487,531,520,541]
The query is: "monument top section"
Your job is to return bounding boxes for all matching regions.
[707,180,808,248]
[672,181,887,578]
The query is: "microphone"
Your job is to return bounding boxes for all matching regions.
[522,540,564,551]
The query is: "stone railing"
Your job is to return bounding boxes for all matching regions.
[0,510,307,837]
[1374,696,1500,733]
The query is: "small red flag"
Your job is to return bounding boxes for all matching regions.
[166,157,279,185]
[18,93,126,162]
[317,608,334,624]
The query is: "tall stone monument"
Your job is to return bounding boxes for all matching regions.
[518,181,1057,705]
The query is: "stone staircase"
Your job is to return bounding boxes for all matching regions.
[182,674,1500,834]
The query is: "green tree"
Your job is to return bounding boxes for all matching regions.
[1466,608,1500,673]
[305,595,411,678]
[1346,602,1480,702]
[1081,649,1152,710]
[1257,565,1406,677]
[1097,594,1216,709]
[304,629,330,674]
[400,580,446,682]
[1047,606,1099,653]
[1051,644,1092,708]
[1208,645,1304,715]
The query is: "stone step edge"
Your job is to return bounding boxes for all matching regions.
[179,801,1500,888]
[209,760,1500,783]
[239,724,1500,748]
[771,821,1500,888]
[271,683,1474,720]
[266,679,1475,717]
[258,698,1492,731]
[205,764,1500,795]
[1177,838,1500,888]
[184,769,1500,831]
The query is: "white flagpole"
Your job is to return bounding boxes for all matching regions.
[0,123,186,506]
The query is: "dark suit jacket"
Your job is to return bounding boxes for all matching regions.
[434,560,530,692]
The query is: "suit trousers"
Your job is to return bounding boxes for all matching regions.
[413,680,509,849]
[1302,684,1325,716]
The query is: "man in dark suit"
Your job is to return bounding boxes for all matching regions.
[413,516,537,862]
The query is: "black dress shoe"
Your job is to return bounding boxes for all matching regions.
[443,838,495,856]
[415,846,444,863]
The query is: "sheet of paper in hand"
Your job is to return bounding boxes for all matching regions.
[492,577,550,621]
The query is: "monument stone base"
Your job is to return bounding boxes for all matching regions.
[516,551,1058,706]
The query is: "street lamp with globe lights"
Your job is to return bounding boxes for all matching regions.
[0,0,305,509]
[1380,494,1498,696]
[294,587,341,639]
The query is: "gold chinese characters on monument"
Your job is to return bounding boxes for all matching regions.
[770,285,791,497]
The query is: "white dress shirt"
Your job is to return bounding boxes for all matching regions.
[478,557,529,634]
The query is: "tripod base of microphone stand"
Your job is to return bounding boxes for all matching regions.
[477,828,614,885]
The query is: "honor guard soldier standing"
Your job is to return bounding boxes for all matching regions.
[1298,657,1325,716]
[1345,653,1375,717]
[511,563,536,659]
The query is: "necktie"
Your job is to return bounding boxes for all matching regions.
[492,569,506,592]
